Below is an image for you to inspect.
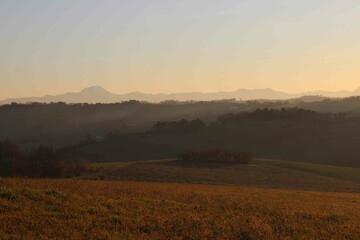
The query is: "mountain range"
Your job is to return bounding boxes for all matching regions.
[1,86,360,104]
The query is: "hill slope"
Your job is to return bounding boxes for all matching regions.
[2,86,360,104]
[65,117,360,167]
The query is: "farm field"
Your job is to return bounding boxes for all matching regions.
[1,178,360,240]
[93,159,360,193]
[257,159,360,184]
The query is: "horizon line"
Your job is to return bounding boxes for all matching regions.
[1,85,360,102]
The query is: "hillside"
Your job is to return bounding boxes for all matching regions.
[1,178,360,240]
[0,86,294,104]
[3,86,360,105]
[3,98,360,148]
[65,115,360,167]
[0,101,256,147]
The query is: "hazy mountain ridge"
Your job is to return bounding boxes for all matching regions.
[2,86,360,104]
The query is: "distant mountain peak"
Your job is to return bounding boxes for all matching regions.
[1,86,360,105]
[80,86,108,92]
[79,86,113,96]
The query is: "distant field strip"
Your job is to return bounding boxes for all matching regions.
[89,159,360,193]
[257,159,360,184]
[92,159,174,169]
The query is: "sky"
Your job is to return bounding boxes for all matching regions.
[1,0,360,99]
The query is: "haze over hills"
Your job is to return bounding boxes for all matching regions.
[2,86,360,104]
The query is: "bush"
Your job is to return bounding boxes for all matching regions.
[0,140,26,176]
[177,149,252,164]
[26,145,59,178]
[57,158,92,178]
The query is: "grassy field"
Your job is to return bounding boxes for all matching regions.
[1,178,360,240]
[2,160,359,239]
[92,159,360,193]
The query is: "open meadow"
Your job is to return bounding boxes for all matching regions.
[1,178,360,240]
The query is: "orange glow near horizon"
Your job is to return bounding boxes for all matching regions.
[1,0,360,99]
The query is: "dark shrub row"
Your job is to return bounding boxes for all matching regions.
[0,140,91,178]
[177,149,252,164]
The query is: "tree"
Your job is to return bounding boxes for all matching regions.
[26,145,59,177]
[0,140,25,176]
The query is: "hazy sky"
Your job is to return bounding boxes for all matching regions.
[1,0,360,99]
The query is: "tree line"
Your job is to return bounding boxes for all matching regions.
[0,140,90,178]
[217,107,360,124]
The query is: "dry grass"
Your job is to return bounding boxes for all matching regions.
[102,160,360,193]
[1,178,360,239]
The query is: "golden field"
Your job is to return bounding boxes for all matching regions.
[0,178,360,240]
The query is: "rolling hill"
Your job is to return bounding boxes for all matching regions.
[63,116,360,167]
[2,86,360,104]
